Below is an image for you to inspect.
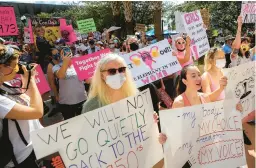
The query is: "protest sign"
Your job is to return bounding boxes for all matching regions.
[0,6,18,36]
[175,11,186,33]
[223,61,256,119]
[77,18,96,34]
[24,19,34,44]
[160,100,246,168]
[182,10,210,59]
[31,18,61,46]
[72,48,111,80]
[241,1,256,23]
[136,24,146,32]
[31,89,163,167]
[122,39,182,88]
[9,65,50,95]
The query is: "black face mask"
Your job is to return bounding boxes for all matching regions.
[130,42,139,51]
[89,40,95,45]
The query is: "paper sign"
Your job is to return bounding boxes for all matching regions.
[136,23,146,32]
[60,25,77,45]
[182,10,210,59]
[77,18,96,34]
[9,65,50,95]
[223,61,256,119]
[24,19,34,44]
[31,89,163,167]
[31,18,60,27]
[0,7,18,36]
[122,39,182,88]
[72,48,111,80]
[175,11,186,33]
[160,100,246,168]
[241,1,256,23]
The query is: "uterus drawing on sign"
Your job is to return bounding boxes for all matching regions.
[129,46,159,70]
[235,77,255,100]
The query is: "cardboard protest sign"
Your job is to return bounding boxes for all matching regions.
[223,61,256,119]
[0,6,18,36]
[9,65,50,95]
[23,20,34,44]
[136,24,146,32]
[77,18,96,34]
[160,100,246,168]
[175,11,186,33]
[72,48,111,80]
[31,18,61,46]
[122,39,182,88]
[31,89,163,167]
[241,1,256,23]
[182,10,210,59]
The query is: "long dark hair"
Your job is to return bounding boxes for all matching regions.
[176,64,194,95]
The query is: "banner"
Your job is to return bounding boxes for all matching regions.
[31,89,163,167]
[175,11,186,33]
[0,6,18,36]
[122,39,182,88]
[136,24,146,32]
[160,100,246,168]
[241,1,256,23]
[223,61,256,119]
[9,65,50,95]
[182,10,210,59]
[77,18,96,34]
[72,48,111,80]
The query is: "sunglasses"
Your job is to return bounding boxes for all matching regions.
[101,67,126,75]
[176,41,186,45]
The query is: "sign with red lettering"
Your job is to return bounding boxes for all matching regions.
[160,99,246,168]
[181,10,210,59]
[122,39,182,88]
[241,1,256,23]
[0,7,18,36]
[31,89,163,168]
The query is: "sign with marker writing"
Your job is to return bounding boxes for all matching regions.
[122,39,182,88]
[160,100,246,168]
[77,18,96,34]
[241,1,256,23]
[72,48,110,80]
[223,61,256,119]
[182,10,210,59]
[31,89,163,168]
[0,6,18,36]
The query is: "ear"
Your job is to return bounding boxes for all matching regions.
[182,78,187,86]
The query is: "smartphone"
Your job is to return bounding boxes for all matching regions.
[62,47,72,57]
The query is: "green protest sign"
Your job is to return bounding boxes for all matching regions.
[77,18,96,33]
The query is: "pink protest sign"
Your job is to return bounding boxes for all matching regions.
[9,65,50,95]
[72,49,110,80]
[0,7,18,36]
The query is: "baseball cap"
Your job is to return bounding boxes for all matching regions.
[0,45,15,64]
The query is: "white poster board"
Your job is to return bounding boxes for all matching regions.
[122,39,182,88]
[241,1,256,23]
[182,10,210,59]
[160,100,246,168]
[175,11,186,33]
[31,89,163,168]
[223,61,256,119]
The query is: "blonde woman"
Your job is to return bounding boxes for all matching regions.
[201,48,225,101]
[82,53,137,112]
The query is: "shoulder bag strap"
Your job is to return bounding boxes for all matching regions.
[12,120,28,146]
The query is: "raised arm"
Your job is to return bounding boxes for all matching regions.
[232,16,243,49]
[207,76,227,102]
[177,36,191,65]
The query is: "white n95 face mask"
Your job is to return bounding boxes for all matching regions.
[105,73,126,90]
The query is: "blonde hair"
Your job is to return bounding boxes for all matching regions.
[204,48,219,71]
[88,53,137,105]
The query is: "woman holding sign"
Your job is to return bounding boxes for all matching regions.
[0,44,43,168]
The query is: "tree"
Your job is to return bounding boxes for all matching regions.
[111,2,121,38]
[122,1,134,35]
[152,1,163,41]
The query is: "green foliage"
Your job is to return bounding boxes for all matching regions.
[36,12,53,18]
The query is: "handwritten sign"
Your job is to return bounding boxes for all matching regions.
[77,18,96,34]
[160,100,246,168]
[122,39,182,88]
[9,65,50,95]
[175,11,186,33]
[241,1,256,23]
[31,89,163,167]
[0,7,18,36]
[72,48,110,80]
[136,24,146,32]
[223,61,256,119]
[182,10,210,59]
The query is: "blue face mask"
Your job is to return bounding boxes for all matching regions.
[53,53,60,60]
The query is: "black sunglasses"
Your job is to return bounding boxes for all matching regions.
[176,41,186,45]
[101,67,126,75]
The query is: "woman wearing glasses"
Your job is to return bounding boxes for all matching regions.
[82,53,137,112]
[0,45,43,167]
[172,36,192,66]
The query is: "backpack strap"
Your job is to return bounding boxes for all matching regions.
[12,120,28,146]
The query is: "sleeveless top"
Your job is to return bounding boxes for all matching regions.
[206,72,225,100]
[181,92,207,107]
